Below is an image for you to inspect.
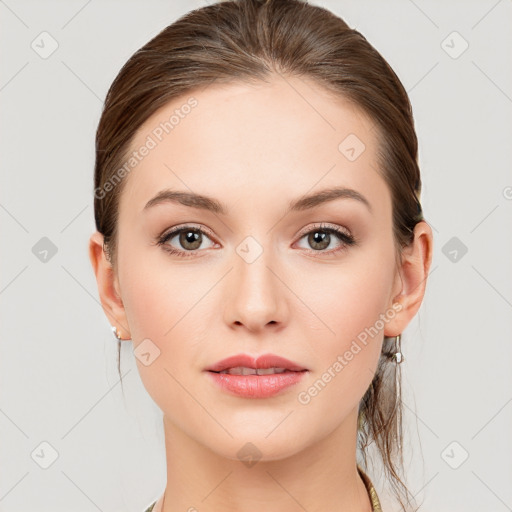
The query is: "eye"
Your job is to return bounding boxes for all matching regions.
[155,222,356,259]
[295,223,356,256]
[156,225,216,258]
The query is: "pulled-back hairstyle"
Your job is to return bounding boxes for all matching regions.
[93,1,425,510]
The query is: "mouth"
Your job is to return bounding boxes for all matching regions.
[204,353,309,398]
[211,366,305,375]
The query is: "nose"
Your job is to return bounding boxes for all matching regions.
[224,246,289,333]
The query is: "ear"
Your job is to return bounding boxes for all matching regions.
[88,231,131,339]
[384,220,434,337]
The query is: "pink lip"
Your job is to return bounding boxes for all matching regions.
[205,353,307,373]
[204,353,308,399]
[206,371,307,398]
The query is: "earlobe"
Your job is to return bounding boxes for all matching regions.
[88,231,130,336]
[384,221,434,337]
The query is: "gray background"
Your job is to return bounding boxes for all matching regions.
[1,0,511,511]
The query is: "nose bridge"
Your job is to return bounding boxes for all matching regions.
[226,233,286,331]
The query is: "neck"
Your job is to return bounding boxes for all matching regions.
[158,406,372,512]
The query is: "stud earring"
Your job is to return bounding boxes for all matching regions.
[111,325,130,341]
[393,334,404,364]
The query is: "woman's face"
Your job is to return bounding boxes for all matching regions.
[112,75,404,460]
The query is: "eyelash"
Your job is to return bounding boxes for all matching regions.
[155,223,357,259]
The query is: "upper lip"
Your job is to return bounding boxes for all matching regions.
[205,353,308,373]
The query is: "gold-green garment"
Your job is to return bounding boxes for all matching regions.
[144,499,156,512]
[357,464,383,512]
[143,465,382,512]
[144,497,157,512]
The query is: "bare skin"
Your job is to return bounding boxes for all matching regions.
[89,74,433,512]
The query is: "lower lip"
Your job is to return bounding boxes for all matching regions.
[206,370,308,398]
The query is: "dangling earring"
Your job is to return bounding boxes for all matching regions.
[393,334,404,364]
[111,325,130,341]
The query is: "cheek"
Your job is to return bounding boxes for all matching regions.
[118,248,214,375]
[291,275,391,436]
[300,245,395,391]
[336,266,392,339]
[119,240,204,339]
[301,249,395,347]
[119,257,207,415]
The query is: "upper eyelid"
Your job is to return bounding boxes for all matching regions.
[163,223,215,239]
[296,222,351,238]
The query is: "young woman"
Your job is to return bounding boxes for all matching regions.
[89,1,433,510]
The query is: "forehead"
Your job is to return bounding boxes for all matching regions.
[119,75,390,221]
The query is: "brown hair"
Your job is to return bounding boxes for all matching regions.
[93,0,424,510]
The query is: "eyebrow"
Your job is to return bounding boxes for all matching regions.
[143,186,372,215]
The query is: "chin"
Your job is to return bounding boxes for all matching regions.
[196,423,311,463]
